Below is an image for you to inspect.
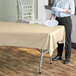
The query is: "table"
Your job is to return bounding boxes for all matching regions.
[0,22,65,74]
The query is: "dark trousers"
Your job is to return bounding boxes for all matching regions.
[56,16,72,59]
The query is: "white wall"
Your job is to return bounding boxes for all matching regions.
[0,0,17,22]
[38,0,48,21]
[38,0,51,24]
[71,15,76,43]
[34,0,38,19]
[75,0,76,5]
[71,0,76,43]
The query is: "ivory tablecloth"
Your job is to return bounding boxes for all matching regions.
[0,22,65,56]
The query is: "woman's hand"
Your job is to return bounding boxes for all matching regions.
[50,14,55,20]
[63,8,71,14]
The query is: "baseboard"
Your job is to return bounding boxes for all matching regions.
[71,42,76,49]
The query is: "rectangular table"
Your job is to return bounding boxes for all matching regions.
[0,22,65,73]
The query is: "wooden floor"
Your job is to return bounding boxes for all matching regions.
[0,46,76,76]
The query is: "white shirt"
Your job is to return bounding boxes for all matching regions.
[51,0,75,17]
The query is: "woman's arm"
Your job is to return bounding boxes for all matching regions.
[50,14,55,20]
[63,8,71,14]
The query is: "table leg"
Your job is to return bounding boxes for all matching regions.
[39,50,43,74]
[50,56,52,64]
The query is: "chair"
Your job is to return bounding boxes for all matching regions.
[18,0,35,23]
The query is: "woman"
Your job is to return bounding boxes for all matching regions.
[50,0,75,64]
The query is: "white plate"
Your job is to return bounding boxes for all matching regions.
[44,20,58,27]
[52,7,66,12]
